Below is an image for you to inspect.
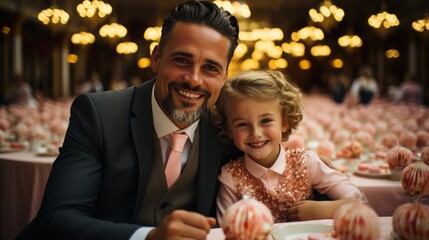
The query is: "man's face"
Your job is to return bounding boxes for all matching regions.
[151,22,230,128]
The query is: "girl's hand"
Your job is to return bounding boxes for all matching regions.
[286,199,353,221]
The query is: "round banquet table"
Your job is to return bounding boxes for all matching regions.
[208,216,393,240]
[0,150,56,240]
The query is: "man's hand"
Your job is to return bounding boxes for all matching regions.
[146,210,216,240]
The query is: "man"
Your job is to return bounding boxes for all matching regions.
[17,1,239,239]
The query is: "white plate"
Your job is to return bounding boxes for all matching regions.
[353,170,391,178]
[271,223,333,240]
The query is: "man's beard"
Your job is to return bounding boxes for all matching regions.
[162,93,207,124]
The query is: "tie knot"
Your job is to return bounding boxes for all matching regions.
[170,132,188,152]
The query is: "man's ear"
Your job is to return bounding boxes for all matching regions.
[150,45,160,73]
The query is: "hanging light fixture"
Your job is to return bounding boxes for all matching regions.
[38,4,69,28]
[368,3,399,39]
[309,0,344,32]
[71,32,95,45]
[76,0,112,28]
[338,34,362,48]
[99,19,127,45]
[116,41,138,54]
[412,14,429,33]
[213,1,251,18]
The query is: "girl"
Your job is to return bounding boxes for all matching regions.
[212,70,365,223]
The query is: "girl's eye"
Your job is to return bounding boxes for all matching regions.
[235,122,248,128]
[261,118,273,124]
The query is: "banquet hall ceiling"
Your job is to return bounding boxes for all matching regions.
[1,0,428,39]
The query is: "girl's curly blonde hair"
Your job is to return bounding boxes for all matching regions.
[211,70,303,144]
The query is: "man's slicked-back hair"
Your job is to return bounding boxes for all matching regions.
[159,0,239,62]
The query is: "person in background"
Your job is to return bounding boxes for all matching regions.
[5,73,36,107]
[212,70,365,223]
[349,65,379,105]
[328,71,350,104]
[17,1,239,239]
[398,73,423,105]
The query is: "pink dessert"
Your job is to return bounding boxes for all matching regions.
[387,145,414,171]
[333,201,380,240]
[380,133,399,149]
[392,202,429,240]
[401,161,429,198]
[368,165,381,173]
[221,198,274,240]
[399,131,417,150]
[358,163,370,171]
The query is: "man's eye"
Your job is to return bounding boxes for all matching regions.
[174,57,190,64]
[203,64,219,73]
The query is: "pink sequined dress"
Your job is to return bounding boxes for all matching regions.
[217,145,363,223]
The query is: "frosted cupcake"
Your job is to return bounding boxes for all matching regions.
[221,198,274,240]
[392,202,429,240]
[401,160,429,198]
[333,201,380,240]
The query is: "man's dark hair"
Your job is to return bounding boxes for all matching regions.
[159,0,239,62]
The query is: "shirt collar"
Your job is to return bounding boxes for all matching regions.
[244,144,286,178]
[152,85,199,142]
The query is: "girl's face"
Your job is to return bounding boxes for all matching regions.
[225,97,288,168]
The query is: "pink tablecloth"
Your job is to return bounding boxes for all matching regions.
[349,173,429,216]
[0,150,56,240]
[208,217,393,240]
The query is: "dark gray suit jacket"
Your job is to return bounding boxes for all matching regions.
[17,79,237,239]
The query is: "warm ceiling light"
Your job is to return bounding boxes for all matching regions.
[71,32,95,45]
[338,34,362,48]
[38,6,69,25]
[116,41,138,54]
[299,59,311,70]
[310,45,331,57]
[412,15,429,32]
[67,54,78,63]
[99,22,127,39]
[143,26,162,41]
[309,0,344,32]
[77,0,112,18]
[297,26,324,42]
[385,49,399,59]
[138,58,151,68]
[213,1,251,18]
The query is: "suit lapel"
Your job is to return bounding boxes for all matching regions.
[130,79,156,220]
[197,114,223,216]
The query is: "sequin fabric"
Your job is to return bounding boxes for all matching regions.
[225,148,312,223]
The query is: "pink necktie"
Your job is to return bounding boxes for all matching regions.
[165,132,188,188]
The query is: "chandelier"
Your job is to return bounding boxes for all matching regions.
[77,0,112,28]
[71,32,95,45]
[412,15,429,33]
[309,0,344,32]
[295,26,324,44]
[38,5,69,27]
[99,20,127,44]
[310,45,331,57]
[368,9,399,38]
[213,1,251,18]
[116,41,138,54]
[338,34,362,48]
